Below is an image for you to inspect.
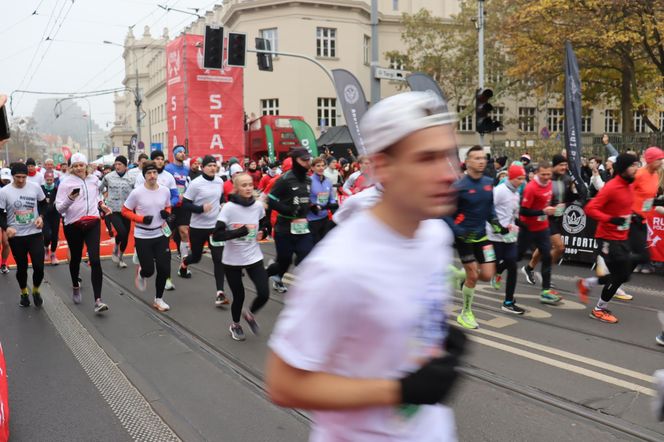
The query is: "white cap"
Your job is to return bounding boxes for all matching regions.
[70,152,88,165]
[359,91,457,155]
[0,168,11,182]
[607,156,617,163]
[229,163,243,176]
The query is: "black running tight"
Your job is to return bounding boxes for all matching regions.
[183,227,224,291]
[224,260,269,323]
[8,233,45,290]
[109,212,132,253]
[135,235,171,299]
[64,221,103,300]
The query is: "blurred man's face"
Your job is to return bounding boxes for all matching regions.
[553,161,568,175]
[313,162,325,176]
[538,167,552,184]
[45,175,54,185]
[153,157,165,169]
[465,150,487,174]
[13,174,27,187]
[602,134,609,144]
[373,124,460,219]
[145,169,158,183]
[114,161,127,174]
[27,164,36,174]
[45,160,54,170]
[328,159,337,169]
[175,151,186,162]
[191,160,201,171]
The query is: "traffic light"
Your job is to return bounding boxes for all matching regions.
[203,25,224,70]
[255,37,273,72]
[475,88,502,133]
[227,32,247,67]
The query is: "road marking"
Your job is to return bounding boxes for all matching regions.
[469,335,656,397]
[470,327,655,384]
[471,292,553,319]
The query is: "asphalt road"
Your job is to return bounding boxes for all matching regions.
[1,242,663,441]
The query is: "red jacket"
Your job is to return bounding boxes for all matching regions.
[519,177,553,232]
[584,175,633,241]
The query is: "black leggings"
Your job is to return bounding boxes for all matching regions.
[518,227,552,290]
[135,235,171,299]
[64,221,103,300]
[597,240,636,303]
[42,212,60,252]
[308,218,329,245]
[494,242,517,303]
[183,227,224,291]
[109,212,132,253]
[267,231,314,278]
[224,260,269,323]
[8,233,44,290]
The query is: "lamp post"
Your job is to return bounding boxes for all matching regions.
[54,96,93,160]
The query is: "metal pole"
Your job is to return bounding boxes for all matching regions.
[370,0,380,104]
[478,0,485,146]
[134,47,142,146]
[247,49,336,87]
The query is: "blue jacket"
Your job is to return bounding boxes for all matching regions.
[307,174,336,221]
[444,174,497,240]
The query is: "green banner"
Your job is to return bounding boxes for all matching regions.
[265,124,276,163]
[290,119,319,157]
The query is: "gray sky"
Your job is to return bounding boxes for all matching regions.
[1,0,218,128]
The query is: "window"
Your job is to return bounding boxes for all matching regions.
[389,56,405,71]
[518,107,536,132]
[259,28,278,53]
[547,108,564,133]
[317,97,337,127]
[260,99,279,116]
[316,27,336,58]
[457,106,473,132]
[363,35,370,65]
[604,109,620,133]
[581,109,592,133]
[392,0,399,11]
[490,106,505,132]
[633,111,645,133]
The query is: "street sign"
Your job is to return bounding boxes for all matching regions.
[112,146,119,155]
[150,142,162,152]
[374,67,409,81]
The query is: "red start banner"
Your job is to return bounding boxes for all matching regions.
[647,213,664,262]
[0,341,9,442]
[166,34,244,161]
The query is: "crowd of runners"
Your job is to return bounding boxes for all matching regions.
[2,90,664,439]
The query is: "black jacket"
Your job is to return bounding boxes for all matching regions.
[267,170,312,234]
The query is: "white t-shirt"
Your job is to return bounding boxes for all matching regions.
[269,211,457,442]
[333,185,382,224]
[0,182,46,237]
[183,175,223,229]
[134,169,177,191]
[27,173,45,187]
[487,182,520,243]
[217,200,265,266]
[124,184,171,239]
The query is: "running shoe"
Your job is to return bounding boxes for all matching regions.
[118,260,127,269]
[589,308,618,323]
[490,274,502,290]
[165,278,175,291]
[94,300,109,314]
[111,244,119,264]
[243,311,260,335]
[521,266,537,285]
[540,289,561,305]
[153,298,170,312]
[501,302,525,315]
[456,310,478,329]
[229,323,246,341]
[32,289,43,308]
[576,279,589,304]
[72,285,82,304]
[215,291,229,307]
[19,294,30,308]
[132,252,139,265]
[50,252,59,265]
[0,264,8,274]
[656,333,664,346]
[135,266,147,292]
[614,288,633,302]
[272,280,288,293]
[178,265,192,279]
[44,247,50,262]
[640,264,654,274]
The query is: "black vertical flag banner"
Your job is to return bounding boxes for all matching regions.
[564,41,588,200]
[332,69,368,155]
[406,72,451,114]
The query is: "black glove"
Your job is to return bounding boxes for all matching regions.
[327,202,339,213]
[142,215,154,225]
[445,326,468,358]
[609,217,625,226]
[310,204,320,215]
[160,210,170,220]
[399,355,459,405]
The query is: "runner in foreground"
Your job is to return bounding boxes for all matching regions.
[267,91,466,441]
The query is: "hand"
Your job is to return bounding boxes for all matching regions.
[203,203,213,213]
[99,203,111,215]
[310,204,320,215]
[160,210,170,220]
[257,230,265,241]
[609,217,625,226]
[34,216,43,229]
[399,355,459,405]
[6,227,16,239]
[507,224,520,233]
[543,206,556,216]
[142,215,154,225]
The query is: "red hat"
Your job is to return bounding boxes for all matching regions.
[644,146,664,164]
[508,164,526,180]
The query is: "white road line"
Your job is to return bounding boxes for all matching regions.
[470,327,655,384]
[469,335,656,397]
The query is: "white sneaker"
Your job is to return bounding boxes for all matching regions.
[153,298,170,312]
[50,252,59,265]
[135,267,147,292]
[111,245,119,264]
[164,278,175,291]
[118,260,127,269]
[614,287,633,301]
[132,252,139,265]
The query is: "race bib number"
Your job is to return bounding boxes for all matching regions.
[554,204,565,217]
[642,198,653,212]
[15,209,35,225]
[502,232,518,243]
[209,235,224,248]
[161,222,172,237]
[537,215,547,222]
[177,184,186,195]
[232,223,257,241]
[617,215,631,231]
[482,244,496,262]
[316,192,329,206]
[290,218,310,235]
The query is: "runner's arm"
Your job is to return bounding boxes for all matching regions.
[584,187,612,223]
[121,205,148,223]
[267,179,295,216]
[181,197,204,214]
[212,221,249,241]
[0,208,7,230]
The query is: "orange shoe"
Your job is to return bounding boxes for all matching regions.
[589,308,618,323]
[576,279,589,304]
